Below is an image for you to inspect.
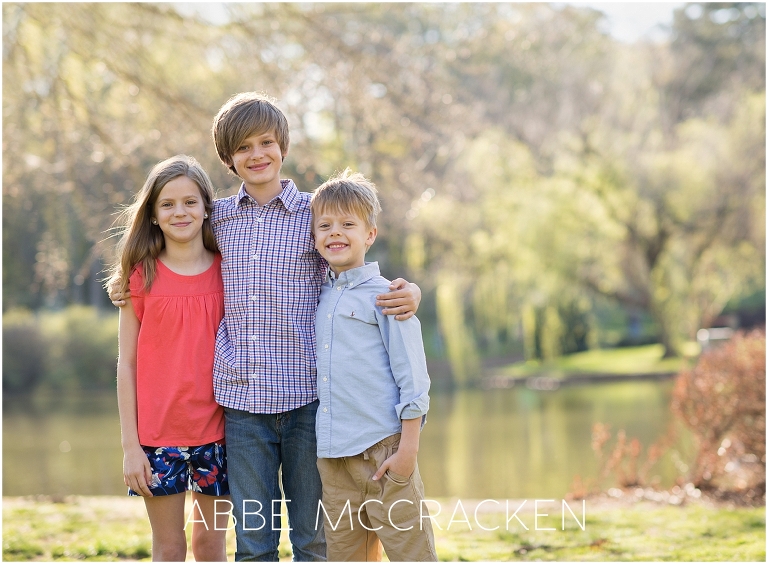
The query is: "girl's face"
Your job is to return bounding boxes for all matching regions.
[152,176,207,247]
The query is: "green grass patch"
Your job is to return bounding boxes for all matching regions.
[499,344,698,380]
[2,497,152,561]
[3,496,763,561]
[421,501,765,562]
[1,496,290,561]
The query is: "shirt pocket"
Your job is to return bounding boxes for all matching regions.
[273,234,319,282]
[336,305,377,325]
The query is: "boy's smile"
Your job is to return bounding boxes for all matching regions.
[313,210,377,275]
[230,130,285,202]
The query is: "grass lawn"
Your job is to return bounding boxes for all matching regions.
[430,499,765,562]
[498,343,700,380]
[3,495,764,561]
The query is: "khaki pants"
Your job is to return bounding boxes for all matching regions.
[316,434,437,562]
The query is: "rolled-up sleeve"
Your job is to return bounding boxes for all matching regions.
[376,311,431,421]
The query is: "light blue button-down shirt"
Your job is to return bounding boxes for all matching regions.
[315,262,430,458]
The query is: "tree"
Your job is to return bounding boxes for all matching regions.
[3,2,764,371]
[2,3,228,308]
[557,4,766,356]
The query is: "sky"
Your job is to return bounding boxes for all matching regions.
[177,2,687,44]
[567,2,685,43]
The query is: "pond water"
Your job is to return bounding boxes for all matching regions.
[3,381,694,499]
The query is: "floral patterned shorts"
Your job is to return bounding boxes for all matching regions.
[128,441,229,497]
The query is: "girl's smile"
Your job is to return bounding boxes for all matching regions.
[153,176,207,246]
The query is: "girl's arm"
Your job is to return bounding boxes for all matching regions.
[117,301,153,496]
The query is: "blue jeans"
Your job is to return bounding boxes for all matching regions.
[224,401,326,561]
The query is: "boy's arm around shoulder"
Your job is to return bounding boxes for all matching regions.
[375,278,422,320]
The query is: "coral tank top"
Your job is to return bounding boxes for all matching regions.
[129,253,225,446]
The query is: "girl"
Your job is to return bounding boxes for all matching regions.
[110,155,229,561]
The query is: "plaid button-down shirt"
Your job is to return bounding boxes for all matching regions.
[211,179,326,413]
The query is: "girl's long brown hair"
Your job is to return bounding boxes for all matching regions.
[107,155,218,295]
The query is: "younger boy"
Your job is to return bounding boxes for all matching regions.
[310,170,437,562]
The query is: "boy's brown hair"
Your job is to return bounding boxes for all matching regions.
[310,168,382,230]
[211,92,290,176]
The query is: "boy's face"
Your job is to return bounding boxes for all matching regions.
[229,129,285,196]
[313,208,377,275]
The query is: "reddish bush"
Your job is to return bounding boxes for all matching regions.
[586,422,675,492]
[672,328,766,501]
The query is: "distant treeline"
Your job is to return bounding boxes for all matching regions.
[3,3,765,379]
[3,306,118,393]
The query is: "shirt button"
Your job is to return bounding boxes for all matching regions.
[323,407,328,413]
[337,286,342,291]
[251,335,257,341]
[324,344,329,349]
[251,254,258,260]
[327,313,331,318]
[323,377,327,381]
[250,295,257,301]
[257,218,263,223]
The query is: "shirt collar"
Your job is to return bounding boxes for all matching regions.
[327,262,380,288]
[235,179,301,212]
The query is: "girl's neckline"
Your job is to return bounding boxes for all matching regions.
[157,253,219,278]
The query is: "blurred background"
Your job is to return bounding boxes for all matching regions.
[3,2,765,501]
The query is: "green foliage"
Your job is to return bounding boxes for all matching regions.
[2,309,46,392]
[528,302,592,362]
[41,306,119,390]
[3,2,765,366]
[2,306,118,392]
[667,3,765,119]
[435,274,480,385]
[672,329,766,501]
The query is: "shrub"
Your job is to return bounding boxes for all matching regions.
[2,309,46,392]
[671,328,766,501]
[41,306,119,390]
[586,422,674,492]
[2,306,119,392]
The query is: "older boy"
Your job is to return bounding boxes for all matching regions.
[112,93,421,562]
[310,170,437,562]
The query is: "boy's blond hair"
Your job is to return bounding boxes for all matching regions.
[310,168,382,230]
[211,92,290,176]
